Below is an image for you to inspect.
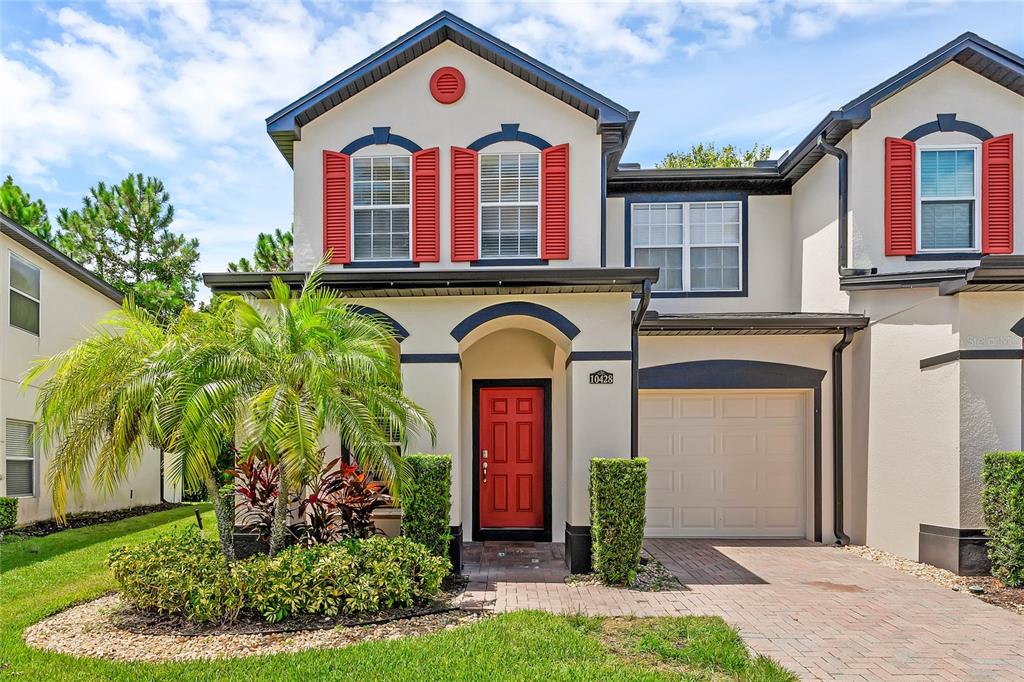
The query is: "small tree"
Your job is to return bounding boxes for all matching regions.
[57,173,200,317]
[657,142,772,169]
[1,176,55,244]
[228,227,293,272]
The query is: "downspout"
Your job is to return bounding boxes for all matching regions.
[631,280,652,458]
[831,327,856,546]
[816,134,874,277]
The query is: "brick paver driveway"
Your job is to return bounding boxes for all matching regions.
[457,539,1024,680]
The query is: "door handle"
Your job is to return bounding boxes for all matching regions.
[482,451,488,483]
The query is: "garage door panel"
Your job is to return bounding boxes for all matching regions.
[721,432,757,456]
[641,389,806,538]
[721,396,757,418]
[681,432,715,457]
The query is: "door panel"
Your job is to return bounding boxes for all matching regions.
[479,386,544,529]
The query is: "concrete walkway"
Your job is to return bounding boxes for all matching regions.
[457,539,1024,680]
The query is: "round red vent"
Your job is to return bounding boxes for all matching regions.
[430,66,465,104]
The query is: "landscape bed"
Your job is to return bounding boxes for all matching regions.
[4,506,795,680]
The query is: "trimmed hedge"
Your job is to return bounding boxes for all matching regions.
[590,457,647,585]
[0,497,18,532]
[402,454,452,561]
[982,451,1024,587]
[108,528,448,623]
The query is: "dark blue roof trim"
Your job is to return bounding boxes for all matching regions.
[776,32,1024,183]
[903,113,993,142]
[450,301,580,342]
[639,360,825,390]
[340,127,423,155]
[348,304,409,342]
[468,123,551,151]
[266,11,630,165]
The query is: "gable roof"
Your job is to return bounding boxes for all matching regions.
[0,212,123,303]
[266,11,634,165]
[610,31,1024,190]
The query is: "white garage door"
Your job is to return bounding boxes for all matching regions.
[640,390,807,538]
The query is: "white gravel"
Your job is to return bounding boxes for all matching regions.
[839,544,968,589]
[24,595,484,662]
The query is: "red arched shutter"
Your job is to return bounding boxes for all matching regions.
[982,134,1014,254]
[541,143,570,260]
[885,137,916,256]
[412,147,440,262]
[323,150,351,264]
[451,146,478,261]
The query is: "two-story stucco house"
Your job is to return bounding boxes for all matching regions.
[1,213,173,524]
[205,12,1023,575]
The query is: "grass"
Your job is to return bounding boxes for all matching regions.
[0,506,794,681]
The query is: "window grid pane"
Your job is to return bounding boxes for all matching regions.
[921,201,974,250]
[5,419,34,497]
[921,149,974,198]
[631,201,742,293]
[480,152,539,258]
[352,156,410,260]
[10,255,40,299]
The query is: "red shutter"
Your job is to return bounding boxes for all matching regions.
[982,134,1014,254]
[885,137,916,256]
[541,143,570,260]
[412,147,440,262]
[451,146,478,261]
[323,150,351,264]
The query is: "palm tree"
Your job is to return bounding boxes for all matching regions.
[217,265,435,554]
[25,300,240,564]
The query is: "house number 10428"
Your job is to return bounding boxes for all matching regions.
[589,370,614,385]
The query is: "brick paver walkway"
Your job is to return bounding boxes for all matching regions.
[457,539,1024,680]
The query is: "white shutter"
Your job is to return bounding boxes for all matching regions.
[5,420,35,497]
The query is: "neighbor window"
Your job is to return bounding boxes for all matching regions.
[352,156,411,260]
[631,201,742,293]
[5,419,35,497]
[480,152,540,258]
[9,253,40,334]
[919,147,979,251]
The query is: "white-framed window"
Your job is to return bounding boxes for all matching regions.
[631,201,742,293]
[480,152,540,259]
[9,252,40,335]
[917,145,980,252]
[5,419,36,498]
[352,155,411,261]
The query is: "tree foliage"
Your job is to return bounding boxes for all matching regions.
[27,259,435,563]
[1,176,55,244]
[656,142,772,169]
[228,227,293,273]
[56,173,200,317]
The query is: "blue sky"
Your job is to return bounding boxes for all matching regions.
[2,1,1023,298]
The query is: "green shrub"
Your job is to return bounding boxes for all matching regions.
[0,497,18,531]
[590,457,647,585]
[108,530,448,623]
[982,451,1024,587]
[108,527,242,622]
[402,454,452,561]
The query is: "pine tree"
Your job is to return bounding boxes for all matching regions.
[57,173,199,317]
[0,176,55,244]
[228,227,293,272]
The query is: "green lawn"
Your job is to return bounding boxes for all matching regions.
[0,506,794,681]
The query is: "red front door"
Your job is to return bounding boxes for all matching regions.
[479,386,545,529]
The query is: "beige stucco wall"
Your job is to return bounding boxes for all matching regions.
[849,288,962,559]
[0,235,169,524]
[849,62,1024,273]
[638,334,846,544]
[316,292,633,540]
[292,41,603,271]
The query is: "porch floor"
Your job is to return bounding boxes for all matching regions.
[457,539,1024,680]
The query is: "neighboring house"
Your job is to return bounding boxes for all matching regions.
[0,213,175,524]
[205,12,1023,575]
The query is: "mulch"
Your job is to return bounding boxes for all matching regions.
[4,503,183,539]
[959,576,1024,615]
